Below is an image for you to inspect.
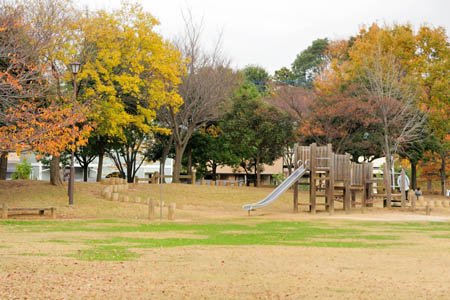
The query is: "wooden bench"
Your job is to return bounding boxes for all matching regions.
[1,204,56,219]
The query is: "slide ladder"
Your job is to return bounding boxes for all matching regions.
[243,162,308,211]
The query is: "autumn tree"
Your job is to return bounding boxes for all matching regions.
[77,3,185,183]
[0,4,45,179]
[158,12,239,182]
[0,0,91,185]
[414,26,450,195]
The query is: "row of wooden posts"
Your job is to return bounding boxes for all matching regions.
[101,182,176,220]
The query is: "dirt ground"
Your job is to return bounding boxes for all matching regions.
[1,234,449,300]
[1,181,450,299]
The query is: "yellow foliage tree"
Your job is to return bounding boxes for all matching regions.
[77,3,185,182]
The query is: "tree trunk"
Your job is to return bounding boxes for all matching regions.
[186,147,192,175]
[50,156,63,186]
[440,151,447,196]
[0,152,7,180]
[411,160,417,190]
[126,160,134,183]
[212,162,217,181]
[83,165,88,182]
[96,151,104,182]
[173,144,184,183]
[383,134,392,206]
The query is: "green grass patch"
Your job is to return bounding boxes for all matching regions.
[431,234,450,239]
[4,219,439,261]
[19,252,48,256]
[72,245,139,261]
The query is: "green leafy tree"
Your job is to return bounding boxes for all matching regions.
[187,124,239,180]
[221,83,295,186]
[243,65,270,92]
[273,67,295,83]
[291,38,329,88]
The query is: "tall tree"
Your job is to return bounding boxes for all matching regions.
[159,12,239,182]
[77,3,185,183]
[222,83,295,187]
[415,26,450,195]
[243,65,270,93]
[291,38,329,88]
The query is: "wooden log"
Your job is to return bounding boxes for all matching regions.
[1,203,7,219]
[168,203,176,220]
[105,191,112,200]
[112,193,119,201]
[113,185,118,193]
[50,207,56,219]
[217,180,222,186]
[148,199,155,220]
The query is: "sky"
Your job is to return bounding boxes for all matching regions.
[76,0,450,74]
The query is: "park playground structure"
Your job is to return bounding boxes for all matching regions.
[244,143,416,214]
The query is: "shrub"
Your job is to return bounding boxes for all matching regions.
[12,159,32,180]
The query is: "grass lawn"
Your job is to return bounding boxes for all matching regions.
[1,180,450,299]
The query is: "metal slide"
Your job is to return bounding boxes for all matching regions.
[242,163,308,211]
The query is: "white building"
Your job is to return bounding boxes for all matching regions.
[5,152,173,182]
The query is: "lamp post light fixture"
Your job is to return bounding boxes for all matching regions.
[68,62,81,206]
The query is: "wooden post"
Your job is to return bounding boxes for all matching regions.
[328,148,335,215]
[1,204,7,219]
[383,163,391,208]
[310,143,317,214]
[411,194,416,212]
[361,164,367,213]
[293,180,299,213]
[191,170,196,185]
[400,169,406,210]
[344,154,351,214]
[426,199,431,215]
[50,207,56,219]
[148,199,155,220]
[351,191,356,207]
[134,176,139,185]
[168,203,176,220]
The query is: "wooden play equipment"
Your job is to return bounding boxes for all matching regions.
[293,143,410,214]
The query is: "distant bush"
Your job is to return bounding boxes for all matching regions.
[12,159,32,180]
